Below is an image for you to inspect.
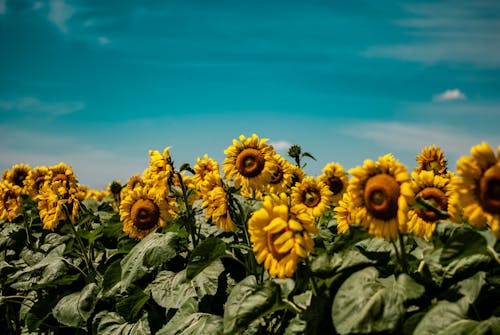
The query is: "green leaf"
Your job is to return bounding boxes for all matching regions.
[102,259,122,293]
[92,311,150,335]
[120,232,179,292]
[414,272,488,335]
[310,248,375,278]
[440,229,488,265]
[116,285,150,322]
[223,275,281,335]
[150,260,224,310]
[332,267,425,334]
[52,283,100,329]
[186,237,226,280]
[157,297,223,335]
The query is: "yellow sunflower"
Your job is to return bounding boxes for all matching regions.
[3,164,31,194]
[318,162,348,205]
[265,154,294,195]
[25,166,50,199]
[348,154,413,241]
[222,134,275,191]
[201,177,236,232]
[143,147,174,200]
[0,182,23,222]
[121,174,144,200]
[120,187,176,239]
[448,142,500,237]
[291,176,333,218]
[193,155,220,190]
[248,193,317,279]
[47,162,79,193]
[334,191,354,234]
[37,180,80,231]
[287,164,306,189]
[407,170,452,240]
[415,145,448,176]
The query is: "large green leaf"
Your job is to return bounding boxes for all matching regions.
[150,260,224,310]
[120,232,179,292]
[157,298,223,335]
[440,229,488,265]
[116,285,150,322]
[310,248,375,278]
[223,275,281,335]
[52,283,100,329]
[414,272,487,335]
[186,237,226,280]
[92,311,150,335]
[332,267,425,334]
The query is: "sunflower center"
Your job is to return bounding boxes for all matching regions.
[327,176,344,195]
[303,189,321,208]
[34,176,46,190]
[131,199,160,230]
[53,174,68,183]
[267,229,288,260]
[415,187,448,222]
[270,167,284,184]
[364,174,400,220]
[480,166,500,214]
[235,148,266,178]
[13,170,28,187]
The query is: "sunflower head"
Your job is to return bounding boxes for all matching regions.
[291,177,333,218]
[248,193,317,279]
[265,154,294,195]
[120,187,175,239]
[348,154,412,241]
[193,155,220,189]
[415,145,448,175]
[318,162,348,205]
[108,181,123,196]
[449,142,500,236]
[222,134,275,190]
[3,164,31,194]
[0,182,23,222]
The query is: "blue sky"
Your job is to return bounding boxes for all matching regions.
[1,0,500,189]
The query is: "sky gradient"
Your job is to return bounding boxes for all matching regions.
[1,0,500,189]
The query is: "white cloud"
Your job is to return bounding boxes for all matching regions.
[0,0,6,15]
[433,89,466,102]
[97,36,110,45]
[269,140,292,152]
[0,97,84,115]
[48,0,75,33]
[33,1,45,10]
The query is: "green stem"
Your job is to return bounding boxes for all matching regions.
[176,172,198,248]
[63,205,95,274]
[398,232,409,274]
[21,203,34,249]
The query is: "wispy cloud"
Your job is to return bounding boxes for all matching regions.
[269,140,292,152]
[433,89,466,102]
[0,0,6,15]
[362,1,500,68]
[342,121,500,159]
[33,1,45,11]
[48,0,75,33]
[0,97,84,116]
[97,36,110,45]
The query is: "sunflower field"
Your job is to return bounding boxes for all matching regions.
[1,134,500,335]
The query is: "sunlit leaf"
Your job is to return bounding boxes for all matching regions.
[52,283,100,329]
[120,232,179,292]
[92,311,150,335]
[186,237,226,280]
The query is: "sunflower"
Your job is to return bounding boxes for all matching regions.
[47,162,79,193]
[265,154,294,195]
[348,154,413,241]
[3,164,31,194]
[193,155,220,190]
[334,191,354,234]
[0,182,23,222]
[201,176,236,232]
[120,187,176,239]
[407,170,452,240]
[121,174,144,200]
[248,193,318,279]
[448,142,500,237]
[222,134,275,192]
[318,162,348,205]
[291,176,333,218]
[37,180,80,231]
[415,145,448,176]
[287,164,306,189]
[143,147,174,200]
[25,166,50,199]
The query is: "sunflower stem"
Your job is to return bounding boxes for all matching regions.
[232,194,258,277]
[63,204,95,275]
[397,232,409,274]
[176,171,198,248]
